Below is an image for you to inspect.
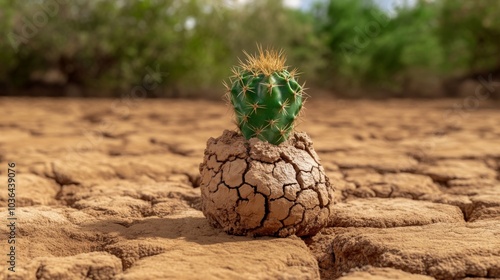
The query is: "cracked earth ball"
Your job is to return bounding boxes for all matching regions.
[199,130,335,237]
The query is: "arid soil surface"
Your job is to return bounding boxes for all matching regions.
[0,97,499,279]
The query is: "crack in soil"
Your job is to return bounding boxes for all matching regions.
[199,130,335,237]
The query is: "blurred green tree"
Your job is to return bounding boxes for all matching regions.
[316,0,444,96]
[437,0,500,97]
[1,0,499,98]
[0,0,324,97]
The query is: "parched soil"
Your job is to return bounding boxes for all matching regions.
[0,97,499,279]
[200,130,334,237]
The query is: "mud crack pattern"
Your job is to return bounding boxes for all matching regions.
[0,97,499,279]
[199,130,335,237]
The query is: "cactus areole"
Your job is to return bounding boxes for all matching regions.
[224,47,305,145]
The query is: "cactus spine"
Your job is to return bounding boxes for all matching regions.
[225,47,305,145]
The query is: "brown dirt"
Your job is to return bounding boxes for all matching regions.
[199,130,334,237]
[0,97,499,279]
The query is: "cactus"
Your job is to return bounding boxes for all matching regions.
[224,47,306,145]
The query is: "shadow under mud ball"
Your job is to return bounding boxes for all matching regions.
[199,130,335,237]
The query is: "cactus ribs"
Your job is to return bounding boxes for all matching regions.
[224,46,307,145]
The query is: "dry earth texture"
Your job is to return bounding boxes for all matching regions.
[0,97,499,280]
[200,130,335,237]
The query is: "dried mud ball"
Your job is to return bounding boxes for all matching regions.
[199,130,335,237]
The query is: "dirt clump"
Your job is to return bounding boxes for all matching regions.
[199,130,335,237]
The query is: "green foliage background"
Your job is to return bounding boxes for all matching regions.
[0,0,498,98]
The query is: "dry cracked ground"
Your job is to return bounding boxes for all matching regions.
[0,97,499,280]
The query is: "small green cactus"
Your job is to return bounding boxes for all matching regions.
[224,47,306,145]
